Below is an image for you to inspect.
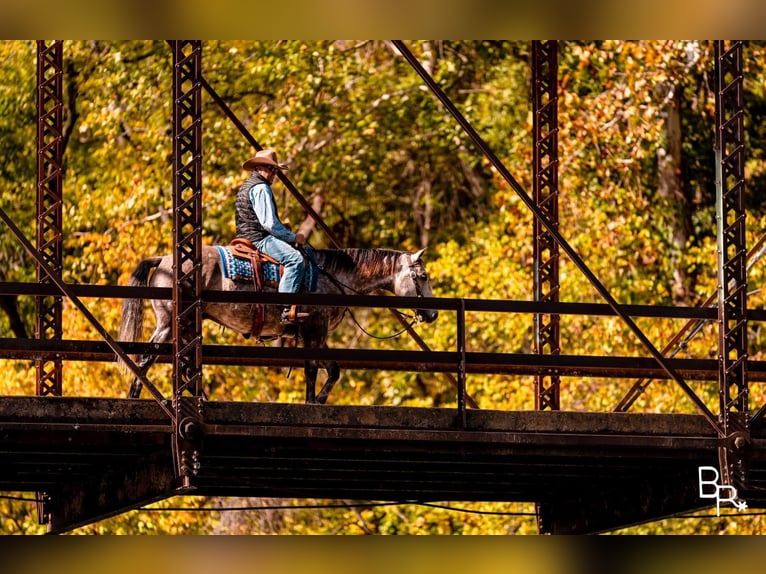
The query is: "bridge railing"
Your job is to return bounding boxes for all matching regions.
[3,280,766,424]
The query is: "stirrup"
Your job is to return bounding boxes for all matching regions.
[281,305,310,324]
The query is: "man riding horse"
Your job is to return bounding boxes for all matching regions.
[235,149,310,335]
[119,147,439,403]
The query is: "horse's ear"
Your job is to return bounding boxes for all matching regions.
[410,248,426,263]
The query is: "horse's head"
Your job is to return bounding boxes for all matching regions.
[395,248,438,324]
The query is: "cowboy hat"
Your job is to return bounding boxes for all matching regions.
[242,149,289,171]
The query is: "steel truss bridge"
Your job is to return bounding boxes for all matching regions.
[1,40,765,534]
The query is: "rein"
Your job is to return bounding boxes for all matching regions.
[345,307,417,340]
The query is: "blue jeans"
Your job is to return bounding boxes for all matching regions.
[254,235,305,293]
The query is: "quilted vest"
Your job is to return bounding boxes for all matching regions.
[235,172,275,243]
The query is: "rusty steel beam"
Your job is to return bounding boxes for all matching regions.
[10,396,764,534]
[0,281,751,322]
[34,39,64,531]
[532,39,561,538]
[0,396,174,534]
[714,40,750,488]
[532,40,561,413]
[538,473,708,534]
[46,458,179,535]
[8,336,766,382]
[171,40,203,400]
[715,41,749,418]
[456,300,467,425]
[2,279,741,319]
[170,40,204,485]
[35,40,64,399]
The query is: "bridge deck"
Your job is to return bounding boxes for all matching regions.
[1,396,765,533]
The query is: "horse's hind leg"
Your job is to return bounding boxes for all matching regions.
[304,360,318,403]
[315,361,340,405]
[128,305,172,399]
[128,354,158,398]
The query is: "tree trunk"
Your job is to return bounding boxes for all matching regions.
[0,295,28,338]
[296,194,325,241]
[657,83,692,303]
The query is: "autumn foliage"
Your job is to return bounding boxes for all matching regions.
[1,40,766,534]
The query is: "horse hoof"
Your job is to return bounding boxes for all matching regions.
[128,381,143,399]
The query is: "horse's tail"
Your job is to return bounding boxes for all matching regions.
[118,257,162,373]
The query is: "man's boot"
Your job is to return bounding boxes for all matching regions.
[281,305,299,339]
[281,305,310,324]
[281,305,296,325]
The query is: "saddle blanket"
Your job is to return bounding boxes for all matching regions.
[215,245,318,292]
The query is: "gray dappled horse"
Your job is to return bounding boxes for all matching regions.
[118,246,438,404]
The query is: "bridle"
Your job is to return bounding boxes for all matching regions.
[407,259,429,299]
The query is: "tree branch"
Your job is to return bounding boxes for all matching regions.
[297,194,325,241]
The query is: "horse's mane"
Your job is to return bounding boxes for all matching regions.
[316,248,403,279]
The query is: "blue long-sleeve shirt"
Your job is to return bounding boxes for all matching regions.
[249,183,296,243]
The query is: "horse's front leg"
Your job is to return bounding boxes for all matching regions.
[301,318,330,404]
[315,360,340,405]
[304,360,319,403]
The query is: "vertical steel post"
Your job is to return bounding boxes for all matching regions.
[714,40,749,488]
[532,41,561,411]
[35,40,65,528]
[532,40,561,536]
[170,40,204,485]
[456,299,467,428]
[35,40,64,398]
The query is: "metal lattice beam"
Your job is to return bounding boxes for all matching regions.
[532,40,561,413]
[714,40,749,487]
[34,39,64,529]
[532,39,561,536]
[171,41,204,484]
[35,40,64,398]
